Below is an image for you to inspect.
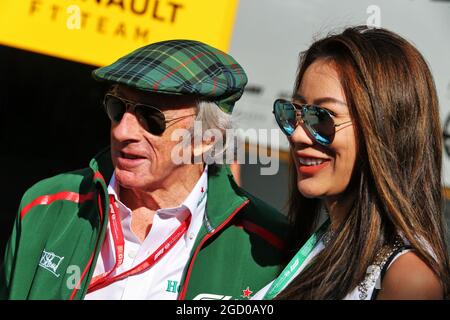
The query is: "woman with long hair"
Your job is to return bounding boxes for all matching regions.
[255,26,450,300]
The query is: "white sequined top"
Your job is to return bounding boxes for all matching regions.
[252,234,411,300]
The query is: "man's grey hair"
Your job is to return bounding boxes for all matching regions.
[188,100,234,164]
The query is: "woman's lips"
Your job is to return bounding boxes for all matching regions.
[297,156,330,175]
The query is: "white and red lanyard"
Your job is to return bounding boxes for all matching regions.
[88,195,191,293]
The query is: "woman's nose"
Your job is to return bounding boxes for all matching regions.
[289,120,314,146]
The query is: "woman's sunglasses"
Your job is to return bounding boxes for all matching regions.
[103,93,196,136]
[273,99,351,145]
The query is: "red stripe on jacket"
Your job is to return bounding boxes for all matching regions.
[20,191,95,219]
[69,193,105,300]
[234,219,285,252]
[178,200,250,300]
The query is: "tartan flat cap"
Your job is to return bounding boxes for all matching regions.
[92,39,248,113]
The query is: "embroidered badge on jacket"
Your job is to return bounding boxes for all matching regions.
[39,250,64,277]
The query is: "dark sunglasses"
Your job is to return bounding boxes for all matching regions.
[103,93,196,135]
[273,99,352,145]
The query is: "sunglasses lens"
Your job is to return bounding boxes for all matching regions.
[135,105,166,136]
[104,94,167,135]
[302,106,335,145]
[274,99,297,136]
[104,95,126,123]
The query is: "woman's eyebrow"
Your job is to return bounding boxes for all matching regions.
[313,97,347,106]
[292,93,307,103]
[293,93,346,106]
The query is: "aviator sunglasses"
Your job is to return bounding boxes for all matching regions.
[273,99,352,145]
[103,93,196,136]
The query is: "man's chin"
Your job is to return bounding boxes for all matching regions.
[115,169,142,188]
[114,169,161,191]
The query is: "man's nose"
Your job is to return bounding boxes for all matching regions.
[111,111,142,142]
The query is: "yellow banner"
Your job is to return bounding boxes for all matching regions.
[0,0,239,66]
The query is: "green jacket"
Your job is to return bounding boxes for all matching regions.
[0,148,289,300]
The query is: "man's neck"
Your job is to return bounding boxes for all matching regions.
[119,164,205,211]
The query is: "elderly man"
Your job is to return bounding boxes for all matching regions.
[0,40,288,300]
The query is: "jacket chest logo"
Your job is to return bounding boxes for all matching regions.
[39,250,64,277]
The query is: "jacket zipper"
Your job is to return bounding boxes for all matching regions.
[69,174,108,300]
[177,199,250,300]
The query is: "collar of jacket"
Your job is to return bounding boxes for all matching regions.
[88,147,249,235]
[78,147,249,300]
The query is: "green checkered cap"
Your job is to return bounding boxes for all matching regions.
[92,40,248,113]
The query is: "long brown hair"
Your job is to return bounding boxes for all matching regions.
[277,26,450,299]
